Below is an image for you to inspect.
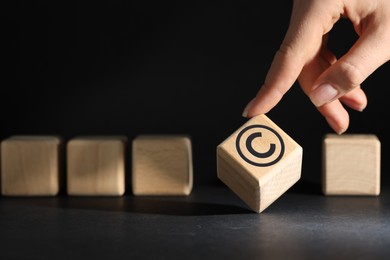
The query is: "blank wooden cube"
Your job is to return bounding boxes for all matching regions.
[132,135,193,196]
[1,135,62,196]
[217,114,303,213]
[322,134,380,196]
[67,136,126,196]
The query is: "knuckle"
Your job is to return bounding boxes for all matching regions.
[337,61,363,89]
[276,43,297,60]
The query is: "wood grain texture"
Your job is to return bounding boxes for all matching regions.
[132,135,193,196]
[322,134,380,196]
[1,135,62,196]
[67,136,126,196]
[217,114,303,213]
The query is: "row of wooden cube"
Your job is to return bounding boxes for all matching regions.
[0,135,193,196]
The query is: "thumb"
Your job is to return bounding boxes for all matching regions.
[310,25,390,107]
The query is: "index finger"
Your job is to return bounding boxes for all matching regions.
[244,4,325,117]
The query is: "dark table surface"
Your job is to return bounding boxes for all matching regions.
[1,180,390,260]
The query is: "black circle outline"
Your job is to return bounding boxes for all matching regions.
[235,124,285,167]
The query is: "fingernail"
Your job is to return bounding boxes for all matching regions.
[310,84,339,107]
[353,105,365,112]
[242,99,255,118]
[358,106,365,112]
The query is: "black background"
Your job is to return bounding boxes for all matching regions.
[2,1,389,190]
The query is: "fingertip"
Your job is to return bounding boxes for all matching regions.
[325,115,349,135]
[318,101,349,135]
[342,100,367,112]
[244,99,272,118]
[340,87,368,112]
[243,86,281,118]
[242,110,249,118]
[242,98,255,118]
[325,111,349,135]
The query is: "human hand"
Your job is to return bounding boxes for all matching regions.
[243,0,390,134]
